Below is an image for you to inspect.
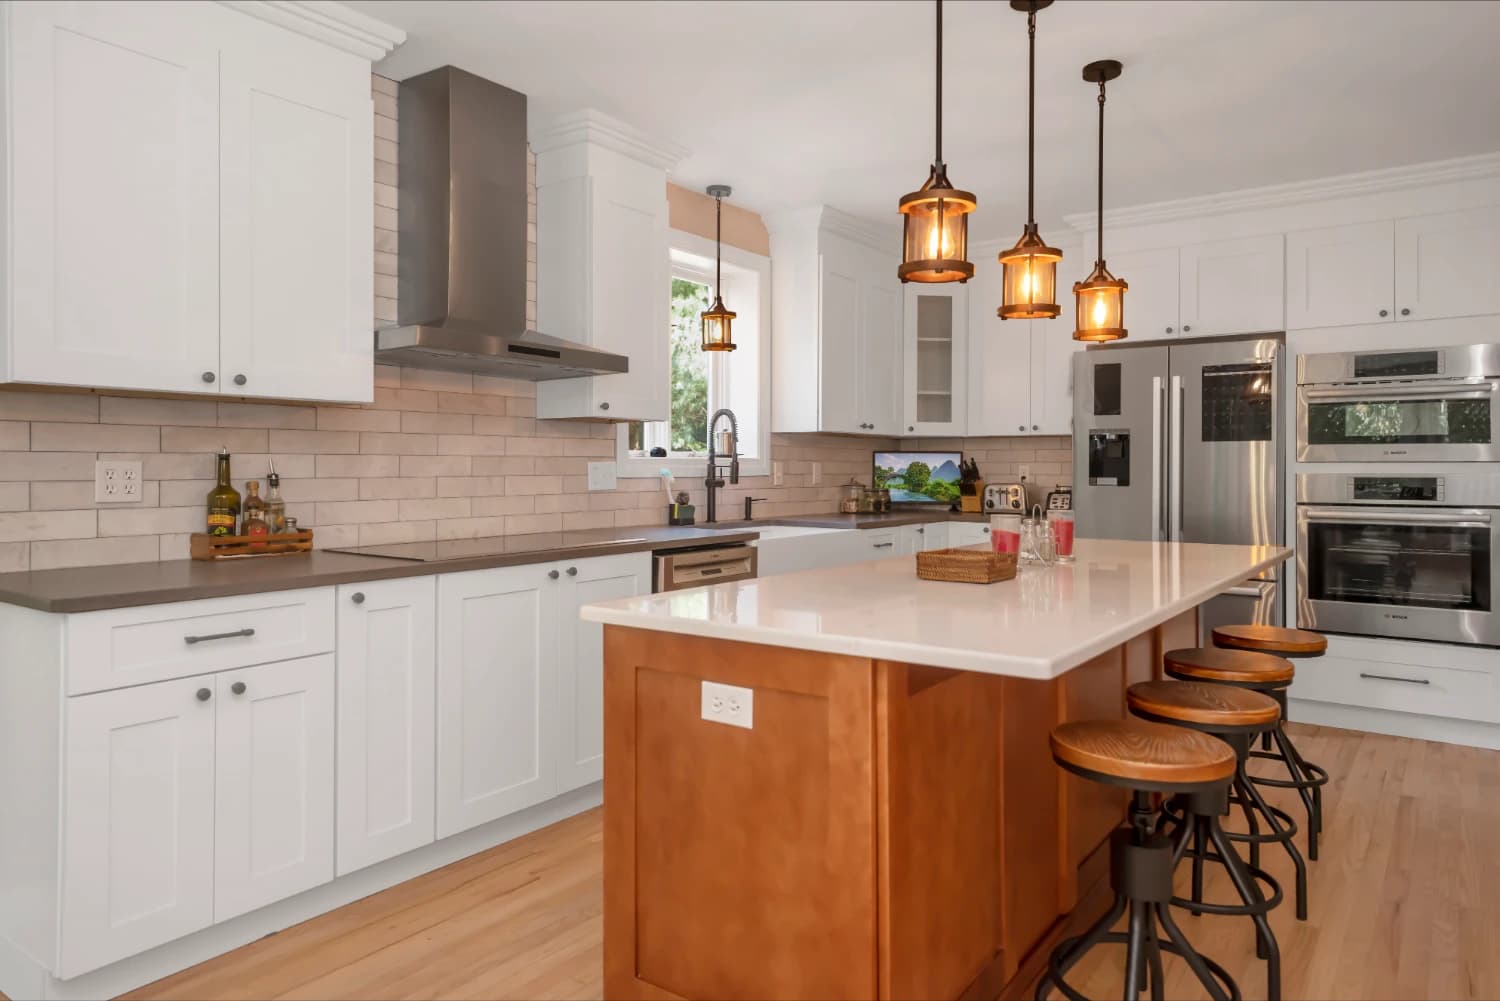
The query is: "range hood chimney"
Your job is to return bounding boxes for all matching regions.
[374,66,628,380]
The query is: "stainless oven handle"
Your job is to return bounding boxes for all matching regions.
[1300,507,1492,528]
[1302,379,1498,402]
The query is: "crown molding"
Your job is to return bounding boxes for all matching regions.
[816,205,900,252]
[531,110,689,172]
[1062,152,1500,233]
[218,1,405,60]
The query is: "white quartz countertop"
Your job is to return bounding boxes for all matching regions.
[580,540,1291,679]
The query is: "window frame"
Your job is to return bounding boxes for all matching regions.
[616,229,771,479]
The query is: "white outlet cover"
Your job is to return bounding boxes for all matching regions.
[810,462,821,486]
[94,460,143,503]
[587,461,618,491]
[1018,464,1031,483]
[772,461,784,486]
[701,680,753,729]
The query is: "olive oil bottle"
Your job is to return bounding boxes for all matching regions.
[206,447,241,537]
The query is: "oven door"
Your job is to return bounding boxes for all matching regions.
[1296,378,1500,462]
[1297,505,1497,645]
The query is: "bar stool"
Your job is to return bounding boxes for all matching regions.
[1036,719,1240,1001]
[1127,681,1296,1001]
[1211,625,1331,859]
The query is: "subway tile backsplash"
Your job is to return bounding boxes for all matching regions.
[0,74,1070,572]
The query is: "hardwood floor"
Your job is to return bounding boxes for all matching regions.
[115,723,1500,1000]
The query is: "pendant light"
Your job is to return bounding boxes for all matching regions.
[898,0,976,284]
[701,184,736,352]
[997,0,1062,321]
[1073,59,1127,342]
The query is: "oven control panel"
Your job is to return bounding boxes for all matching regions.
[1348,476,1444,503]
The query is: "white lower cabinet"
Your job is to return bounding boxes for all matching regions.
[947,522,992,548]
[335,577,436,876]
[898,522,948,555]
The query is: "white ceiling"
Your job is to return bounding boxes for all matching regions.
[349,0,1500,242]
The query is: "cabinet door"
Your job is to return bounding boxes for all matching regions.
[903,284,968,435]
[948,522,991,547]
[819,254,863,433]
[1395,208,1500,322]
[218,29,373,403]
[1031,287,1082,435]
[1179,235,1284,336]
[60,678,216,978]
[555,553,651,792]
[1107,247,1179,342]
[437,565,558,838]
[1286,221,1394,329]
[860,279,904,435]
[336,577,436,876]
[214,656,335,922]
[9,2,221,394]
[967,262,1034,435]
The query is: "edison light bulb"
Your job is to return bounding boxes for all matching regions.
[1019,264,1034,298]
[1091,293,1107,326]
[926,218,953,259]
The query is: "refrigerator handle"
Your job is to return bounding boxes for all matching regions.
[1169,374,1185,541]
[1151,376,1164,542]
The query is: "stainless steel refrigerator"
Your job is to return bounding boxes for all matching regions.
[1072,335,1284,637]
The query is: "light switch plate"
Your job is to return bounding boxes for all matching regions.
[587,461,618,491]
[94,460,143,503]
[701,680,753,729]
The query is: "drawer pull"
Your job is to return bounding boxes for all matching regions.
[184,627,256,645]
[873,542,895,549]
[1359,672,1430,686]
[196,687,212,702]
[231,681,247,695]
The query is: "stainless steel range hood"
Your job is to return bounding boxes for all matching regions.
[374,67,627,380]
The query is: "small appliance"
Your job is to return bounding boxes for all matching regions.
[983,483,1026,513]
[1044,485,1073,511]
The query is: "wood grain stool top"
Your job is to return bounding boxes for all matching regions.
[1212,624,1327,657]
[1127,680,1280,728]
[1049,718,1236,787]
[1164,646,1295,685]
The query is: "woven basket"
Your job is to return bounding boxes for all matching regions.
[915,548,1018,584]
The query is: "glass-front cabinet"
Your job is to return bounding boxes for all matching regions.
[902,283,968,435]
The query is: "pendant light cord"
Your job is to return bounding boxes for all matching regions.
[1026,1,1037,228]
[935,0,943,166]
[715,194,723,292]
[1096,78,1106,265]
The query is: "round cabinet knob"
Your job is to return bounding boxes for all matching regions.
[196,687,211,702]
[1400,307,1411,316]
[548,569,560,580]
[233,373,247,386]
[1032,424,1039,431]
[1379,309,1389,318]
[907,425,915,432]
[1182,325,1192,333]
[599,402,610,411]
[1018,425,1026,432]
[982,526,991,533]
[1166,326,1174,334]
[201,371,216,384]
[351,592,365,604]
[566,566,578,577]
[231,681,246,695]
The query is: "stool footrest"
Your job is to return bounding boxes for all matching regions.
[1247,752,1329,790]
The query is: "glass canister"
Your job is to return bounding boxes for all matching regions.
[839,479,866,514]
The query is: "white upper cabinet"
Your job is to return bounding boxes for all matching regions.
[1178,235,1284,335]
[534,112,684,421]
[218,23,374,403]
[0,1,399,401]
[902,283,968,435]
[861,280,903,435]
[6,2,222,393]
[1394,207,1500,322]
[1030,296,1081,436]
[1286,221,1396,329]
[1107,247,1180,342]
[818,251,863,433]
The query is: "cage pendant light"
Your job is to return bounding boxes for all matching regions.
[1073,60,1127,343]
[897,0,976,284]
[701,184,737,352]
[997,0,1062,320]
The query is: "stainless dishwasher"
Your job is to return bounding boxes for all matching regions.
[652,543,759,592]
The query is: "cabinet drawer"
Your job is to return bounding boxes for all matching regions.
[1289,654,1500,725]
[66,588,335,695]
[863,530,899,557]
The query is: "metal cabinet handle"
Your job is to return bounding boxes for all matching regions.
[231,681,247,695]
[196,687,212,702]
[1182,324,1192,333]
[599,402,610,411]
[1165,326,1173,334]
[351,592,365,604]
[548,569,560,580]
[1378,309,1389,318]
[1032,424,1039,431]
[233,373,247,386]
[184,627,255,645]
[201,371,216,384]
[1359,672,1429,686]
[907,425,915,432]
[873,542,895,549]
[1018,425,1025,432]
[982,526,991,533]
[566,566,578,576]
[1400,307,1411,316]
[916,527,924,534]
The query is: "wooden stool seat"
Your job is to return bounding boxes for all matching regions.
[1049,718,1235,788]
[1128,680,1281,729]
[1164,646,1294,685]
[1212,624,1327,657]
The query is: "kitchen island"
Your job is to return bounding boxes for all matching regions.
[581,539,1289,1001]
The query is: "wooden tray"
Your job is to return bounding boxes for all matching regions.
[915,547,1017,584]
[190,530,314,561]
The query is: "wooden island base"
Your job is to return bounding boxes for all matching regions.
[602,609,1196,1001]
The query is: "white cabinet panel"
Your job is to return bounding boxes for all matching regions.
[336,577,436,876]
[60,677,216,977]
[947,521,991,547]
[967,261,1034,435]
[861,281,903,435]
[903,284,967,435]
[1030,293,1080,435]
[1107,247,1180,342]
[436,565,557,838]
[861,529,900,559]
[898,522,948,555]
[219,34,373,403]
[213,656,335,922]
[1286,221,1395,329]
[820,260,862,433]
[8,2,221,393]
[1395,208,1500,322]
[555,553,650,792]
[1179,235,1284,336]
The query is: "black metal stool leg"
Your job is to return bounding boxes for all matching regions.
[1207,815,1281,1001]
[1239,768,1308,921]
[1269,724,1319,859]
[1153,903,1238,1001]
[1123,901,1146,1001]
[1190,817,1206,916]
[1144,921,1164,1001]
[1034,894,1128,1000]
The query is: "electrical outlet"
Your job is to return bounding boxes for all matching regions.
[1018,464,1031,483]
[701,680,753,729]
[587,460,618,491]
[94,460,143,503]
[772,461,784,486]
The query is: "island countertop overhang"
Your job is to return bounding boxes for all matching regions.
[580,539,1291,680]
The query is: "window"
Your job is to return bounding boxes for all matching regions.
[618,230,770,477]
